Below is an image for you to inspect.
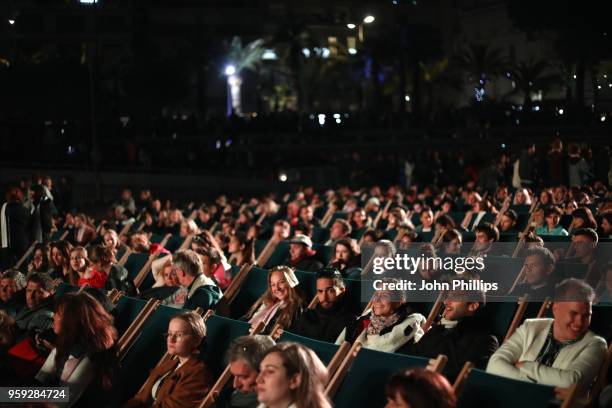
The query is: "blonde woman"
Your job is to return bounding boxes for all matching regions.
[245,266,304,334]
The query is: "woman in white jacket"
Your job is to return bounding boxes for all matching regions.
[336,285,425,353]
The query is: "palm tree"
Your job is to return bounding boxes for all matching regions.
[455,44,507,103]
[507,59,563,107]
[225,36,265,116]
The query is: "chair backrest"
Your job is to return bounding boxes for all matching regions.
[293,269,317,302]
[117,304,182,403]
[332,348,430,408]
[263,241,290,268]
[229,266,269,319]
[312,243,334,265]
[312,227,330,244]
[164,234,185,253]
[123,253,150,281]
[254,239,268,257]
[204,314,253,376]
[478,297,519,343]
[277,331,341,367]
[458,368,558,408]
[112,295,148,338]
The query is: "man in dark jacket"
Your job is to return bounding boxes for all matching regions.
[1,187,31,269]
[29,184,57,244]
[508,246,557,300]
[295,268,356,342]
[399,286,499,380]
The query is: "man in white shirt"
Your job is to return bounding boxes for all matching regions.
[487,278,607,389]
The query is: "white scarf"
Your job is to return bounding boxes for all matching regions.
[1,203,9,248]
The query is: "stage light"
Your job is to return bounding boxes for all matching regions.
[279,173,288,182]
[224,65,236,76]
[8,19,15,25]
[363,15,375,24]
[302,48,311,58]
[347,23,356,29]
[262,49,277,60]
[348,48,357,55]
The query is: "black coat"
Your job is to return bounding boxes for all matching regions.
[4,202,30,260]
[288,256,323,272]
[295,294,356,343]
[398,315,499,380]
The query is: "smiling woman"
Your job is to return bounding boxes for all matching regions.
[244,266,305,334]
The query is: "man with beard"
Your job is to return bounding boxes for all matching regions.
[295,268,356,342]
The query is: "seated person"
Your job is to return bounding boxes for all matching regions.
[219,335,276,408]
[399,283,499,379]
[499,209,519,234]
[103,229,129,259]
[385,368,457,408]
[173,250,222,311]
[535,206,568,236]
[228,231,255,268]
[47,241,73,282]
[142,256,187,306]
[27,243,50,274]
[600,210,612,239]
[286,234,323,272]
[129,232,170,255]
[245,266,304,334]
[328,238,361,278]
[72,213,97,246]
[509,247,557,300]
[256,342,331,408]
[567,228,598,265]
[14,273,54,334]
[270,220,290,242]
[125,311,212,407]
[441,229,462,255]
[0,269,26,318]
[596,262,612,303]
[468,223,499,257]
[70,246,108,289]
[324,219,352,246]
[295,269,356,343]
[415,206,434,234]
[36,292,118,406]
[196,246,232,291]
[336,280,425,353]
[89,244,135,295]
[487,279,607,388]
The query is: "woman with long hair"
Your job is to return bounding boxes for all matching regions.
[28,243,50,274]
[329,237,361,279]
[36,292,118,406]
[89,244,135,295]
[228,231,255,267]
[571,206,597,230]
[385,368,456,408]
[245,266,304,334]
[70,246,107,289]
[48,241,74,282]
[256,342,331,408]
[124,311,212,407]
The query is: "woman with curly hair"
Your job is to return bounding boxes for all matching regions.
[36,292,118,406]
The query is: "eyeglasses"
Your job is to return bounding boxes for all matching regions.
[164,332,192,341]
